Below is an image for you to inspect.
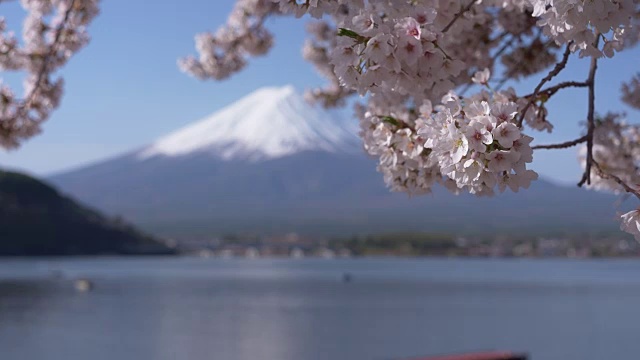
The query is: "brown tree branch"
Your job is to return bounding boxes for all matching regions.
[578,52,599,187]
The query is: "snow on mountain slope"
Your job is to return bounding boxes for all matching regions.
[138,85,360,161]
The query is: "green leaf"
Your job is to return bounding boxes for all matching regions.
[382,116,400,127]
[337,28,368,43]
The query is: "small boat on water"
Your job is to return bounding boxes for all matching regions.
[404,351,527,360]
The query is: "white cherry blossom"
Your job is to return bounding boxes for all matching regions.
[493,122,521,148]
[620,210,640,241]
[471,68,491,85]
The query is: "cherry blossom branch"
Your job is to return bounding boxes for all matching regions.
[0,0,99,148]
[517,42,573,127]
[178,1,279,81]
[21,0,75,112]
[578,52,599,187]
[532,135,588,150]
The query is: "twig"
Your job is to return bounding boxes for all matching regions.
[517,42,573,127]
[442,0,477,33]
[532,135,588,150]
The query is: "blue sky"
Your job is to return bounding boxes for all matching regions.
[0,1,638,184]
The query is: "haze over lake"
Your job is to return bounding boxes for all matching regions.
[1,257,639,360]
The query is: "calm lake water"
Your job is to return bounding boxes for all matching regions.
[1,257,640,360]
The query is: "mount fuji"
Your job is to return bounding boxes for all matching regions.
[49,85,620,239]
[138,85,360,161]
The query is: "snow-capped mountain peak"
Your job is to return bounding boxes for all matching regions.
[138,85,360,161]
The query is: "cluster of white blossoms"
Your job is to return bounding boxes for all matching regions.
[359,70,537,197]
[301,20,355,108]
[0,0,99,148]
[178,0,279,81]
[420,89,539,196]
[181,0,564,102]
[532,0,637,58]
[357,97,445,196]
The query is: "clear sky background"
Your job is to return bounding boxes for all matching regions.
[0,1,638,184]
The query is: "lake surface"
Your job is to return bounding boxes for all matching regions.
[1,257,640,360]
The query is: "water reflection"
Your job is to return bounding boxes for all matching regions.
[0,258,639,360]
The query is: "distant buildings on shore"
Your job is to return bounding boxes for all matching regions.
[179,233,353,259]
[172,232,640,259]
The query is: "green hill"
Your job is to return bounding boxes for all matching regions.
[0,170,175,256]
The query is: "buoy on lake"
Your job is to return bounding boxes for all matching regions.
[74,279,93,292]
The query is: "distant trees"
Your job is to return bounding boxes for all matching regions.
[0,170,175,255]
